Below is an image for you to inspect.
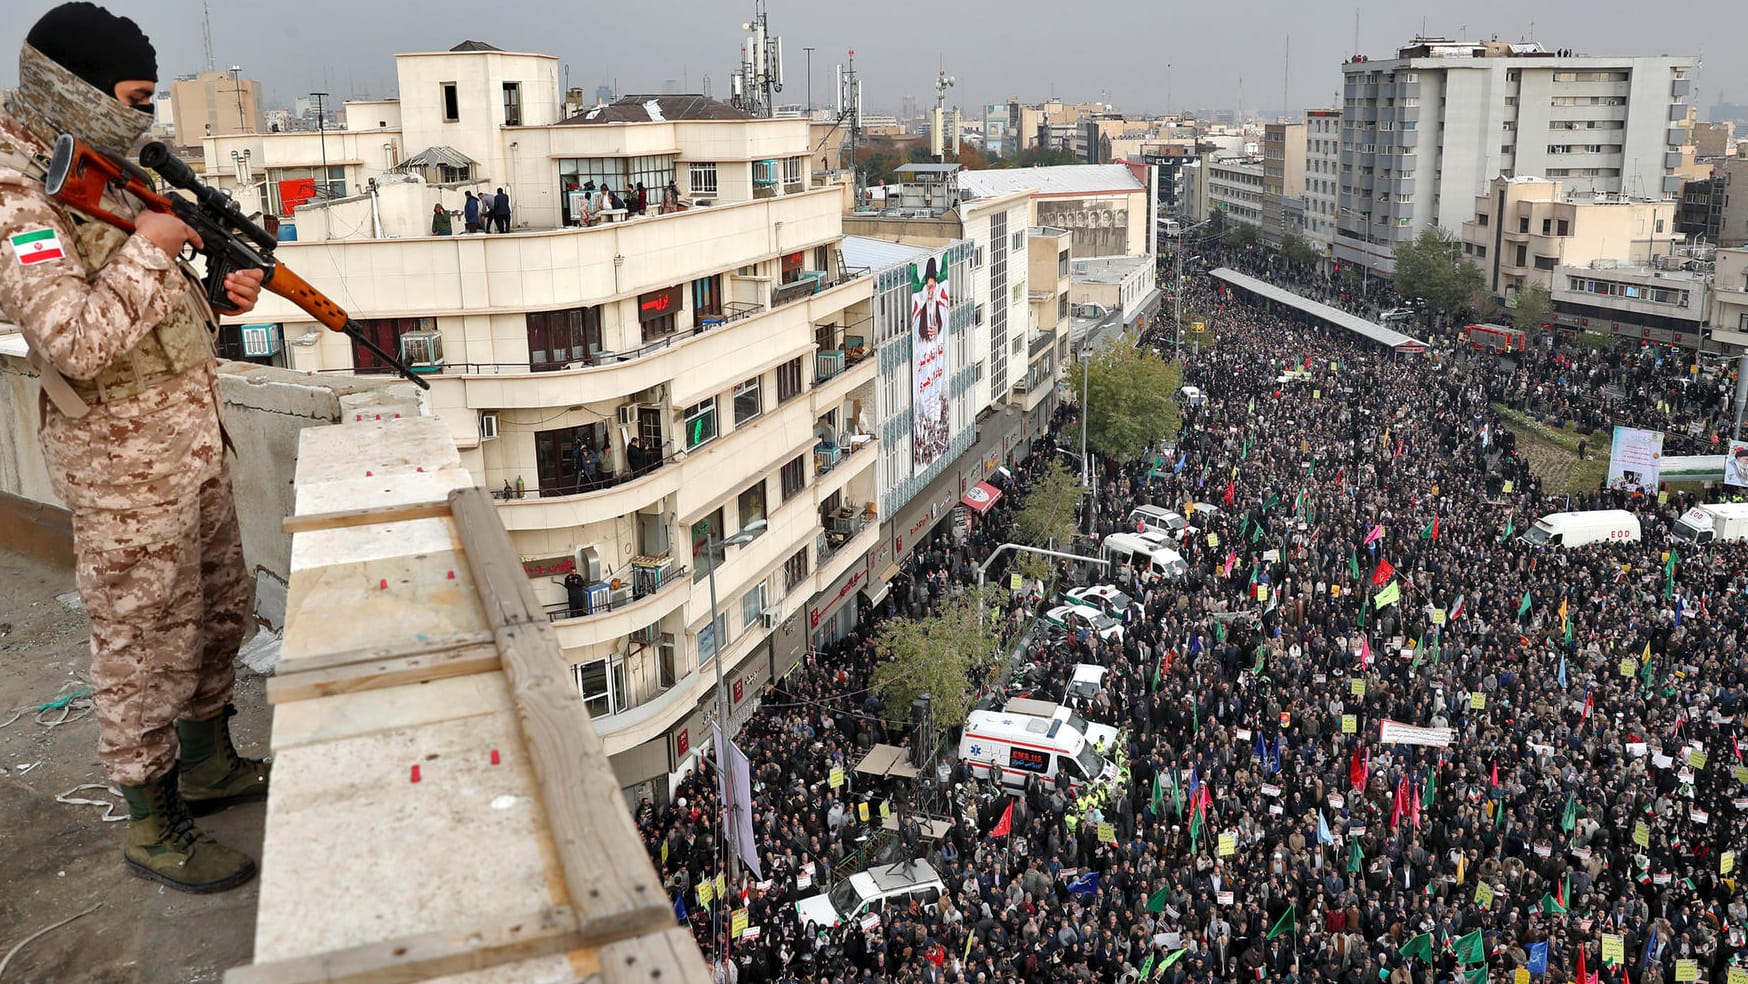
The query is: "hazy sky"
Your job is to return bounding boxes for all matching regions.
[1,0,1743,120]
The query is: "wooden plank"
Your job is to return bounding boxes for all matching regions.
[270,674,512,753]
[226,907,581,984]
[252,713,560,962]
[282,499,453,535]
[272,632,495,677]
[447,487,673,939]
[266,644,501,705]
[593,927,715,983]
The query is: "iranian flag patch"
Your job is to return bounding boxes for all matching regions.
[10,228,65,265]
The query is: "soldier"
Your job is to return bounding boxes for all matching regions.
[0,3,269,893]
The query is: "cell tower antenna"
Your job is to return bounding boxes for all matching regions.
[202,0,215,73]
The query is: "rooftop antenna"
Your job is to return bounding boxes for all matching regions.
[202,0,215,73]
[1282,33,1290,122]
[729,0,784,118]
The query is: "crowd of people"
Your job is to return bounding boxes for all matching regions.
[635,260,1748,984]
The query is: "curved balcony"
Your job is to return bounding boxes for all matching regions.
[495,455,681,532]
[549,562,691,651]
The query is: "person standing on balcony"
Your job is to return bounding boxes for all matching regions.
[492,186,511,233]
[477,188,495,232]
[430,202,453,236]
[0,2,270,893]
[463,189,480,233]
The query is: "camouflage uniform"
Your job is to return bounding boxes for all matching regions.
[0,45,251,787]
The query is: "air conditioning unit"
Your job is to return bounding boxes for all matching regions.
[617,404,638,425]
[398,330,444,368]
[631,623,661,644]
[572,545,602,582]
[479,412,499,441]
[760,606,781,629]
[609,585,634,607]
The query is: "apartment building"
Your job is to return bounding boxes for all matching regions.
[1207,157,1267,229]
[1459,176,1680,299]
[1710,248,1748,352]
[1550,261,1707,349]
[170,68,265,140]
[204,42,878,803]
[958,163,1157,260]
[1261,122,1306,246]
[1336,38,1697,277]
[1303,110,1343,258]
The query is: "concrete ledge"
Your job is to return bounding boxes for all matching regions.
[0,488,73,569]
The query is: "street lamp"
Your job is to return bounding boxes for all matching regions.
[704,517,767,891]
[1172,217,1218,362]
[975,542,1111,630]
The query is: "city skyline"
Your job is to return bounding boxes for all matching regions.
[0,0,1742,121]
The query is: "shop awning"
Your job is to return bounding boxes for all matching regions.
[961,481,1003,515]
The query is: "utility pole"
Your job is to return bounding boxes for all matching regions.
[804,46,815,113]
[311,91,330,191]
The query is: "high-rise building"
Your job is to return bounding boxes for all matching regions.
[1302,109,1342,260]
[170,68,264,138]
[1335,38,1697,276]
[1261,122,1306,246]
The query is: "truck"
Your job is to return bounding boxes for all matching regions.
[1670,503,1748,545]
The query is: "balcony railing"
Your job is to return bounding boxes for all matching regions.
[493,440,678,501]
[814,433,875,477]
[544,558,690,622]
[813,316,875,384]
[816,514,873,568]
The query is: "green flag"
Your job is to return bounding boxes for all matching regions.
[1517,590,1533,618]
[1564,617,1574,645]
[1161,948,1188,970]
[1266,905,1297,940]
[1139,953,1156,979]
[1423,769,1437,809]
[1348,838,1364,873]
[1172,766,1184,818]
[1641,653,1654,693]
[1399,932,1435,963]
[1374,580,1402,609]
[1500,516,1514,542]
[1152,656,1162,693]
[1539,892,1566,914]
[1348,552,1361,580]
[1146,886,1170,913]
[1560,792,1577,833]
[1420,518,1435,540]
[1189,801,1204,853]
[1453,929,1485,964]
[1151,773,1165,811]
[1464,967,1488,984]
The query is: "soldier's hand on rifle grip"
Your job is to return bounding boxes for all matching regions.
[136,210,202,258]
[223,268,265,315]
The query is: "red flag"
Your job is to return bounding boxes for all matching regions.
[1390,777,1406,828]
[1350,747,1368,790]
[1372,558,1396,587]
[1489,761,1498,787]
[1410,783,1422,829]
[1431,516,1439,541]
[1583,690,1594,722]
[1359,635,1372,669]
[1575,943,1587,984]
[990,799,1013,838]
[1223,477,1236,507]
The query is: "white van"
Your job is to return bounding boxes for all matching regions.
[1520,509,1641,548]
[794,861,945,930]
[1103,531,1190,579]
[1001,697,1119,754]
[1178,385,1207,407]
[1126,504,1187,534]
[959,708,1118,792]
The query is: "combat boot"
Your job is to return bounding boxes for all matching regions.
[176,703,270,813]
[119,767,258,894]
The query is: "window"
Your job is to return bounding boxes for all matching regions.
[692,275,724,318]
[1655,218,1666,234]
[638,285,682,338]
[781,252,804,284]
[217,323,287,367]
[1557,219,1570,237]
[351,316,432,375]
[526,306,602,370]
[738,480,767,528]
[697,612,729,666]
[441,82,459,122]
[741,582,768,628]
[782,548,809,592]
[534,422,609,496]
[1478,213,1489,226]
[692,508,725,576]
[265,165,347,215]
[502,82,522,126]
[689,162,718,195]
[573,657,626,718]
[558,155,678,215]
[733,377,762,425]
[777,357,804,402]
[1534,256,1558,270]
[1542,218,1552,235]
[683,398,718,449]
[780,454,807,501]
[783,155,803,185]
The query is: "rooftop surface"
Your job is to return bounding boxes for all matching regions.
[958,163,1144,199]
[561,94,754,125]
[1072,254,1152,284]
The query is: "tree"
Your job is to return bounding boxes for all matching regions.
[1391,228,1488,320]
[1281,232,1320,269]
[1510,281,1554,332]
[870,588,1004,735]
[1070,343,1182,463]
[1227,221,1261,250]
[1012,459,1082,579]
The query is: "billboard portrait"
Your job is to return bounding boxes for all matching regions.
[1606,426,1664,493]
[1726,440,1748,489]
[911,252,951,469]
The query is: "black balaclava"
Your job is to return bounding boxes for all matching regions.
[7,4,158,152]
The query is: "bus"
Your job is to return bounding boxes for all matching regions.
[1464,323,1529,353]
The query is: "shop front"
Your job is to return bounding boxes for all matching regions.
[808,552,870,651]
